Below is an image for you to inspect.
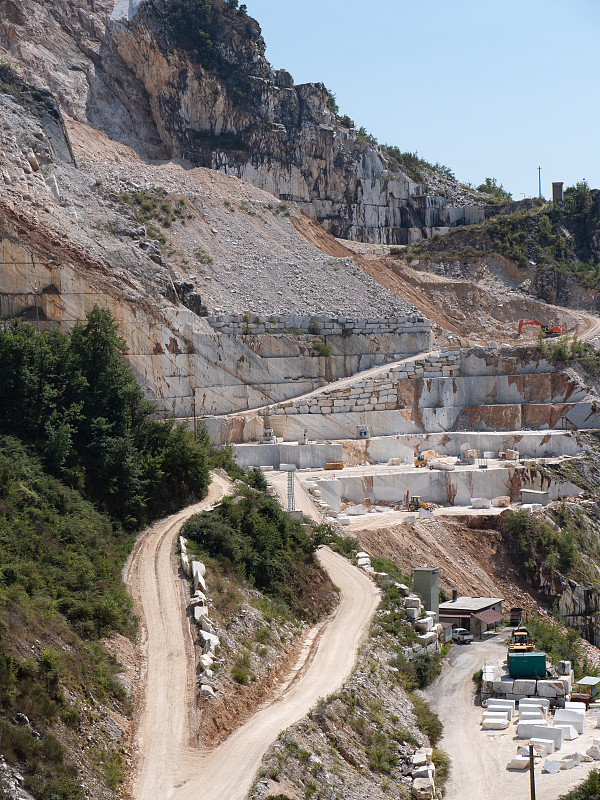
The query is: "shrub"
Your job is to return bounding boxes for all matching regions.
[182,486,323,618]
[312,339,332,357]
[410,694,442,745]
[366,732,398,773]
[558,769,600,800]
[432,748,450,790]
[476,177,512,202]
[231,666,249,685]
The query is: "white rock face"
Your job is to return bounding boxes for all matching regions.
[110,0,144,21]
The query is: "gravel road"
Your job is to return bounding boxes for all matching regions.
[426,631,600,800]
[125,472,380,800]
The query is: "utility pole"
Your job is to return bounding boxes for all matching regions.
[529,743,536,800]
[538,166,542,200]
[33,281,40,333]
[192,394,197,441]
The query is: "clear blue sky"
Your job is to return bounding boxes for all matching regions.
[244,0,599,200]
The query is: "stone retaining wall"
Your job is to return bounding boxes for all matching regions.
[207,312,432,337]
[267,349,461,416]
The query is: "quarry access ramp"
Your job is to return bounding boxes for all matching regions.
[125,473,380,800]
[202,344,600,444]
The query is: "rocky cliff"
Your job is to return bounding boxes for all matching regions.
[0,0,484,245]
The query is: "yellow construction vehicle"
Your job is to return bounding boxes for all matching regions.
[408,496,432,512]
[414,453,428,468]
[498,451,507,460]
[508,626,535,654]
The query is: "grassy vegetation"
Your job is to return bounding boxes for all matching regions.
[521,615,597,681]
[0,437,132,639]
[0,438,134,798]
[0,309,221,797]
[380,144,455,184]
[0,62,61,122]
[502,507,578,576]
[537,332,598,363]
[181,486,331,620]
[409,694,442,746]
[407,184,600,294]
[118,188,189,243]
[154,0,259,72]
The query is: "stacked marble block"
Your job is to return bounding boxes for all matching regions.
[411,747,436,800]
[180,536,219,698]
[206,313,431,338]
[482,660,574,700]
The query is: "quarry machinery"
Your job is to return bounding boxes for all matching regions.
[517,319,563,337]
[414,453,428,468]
[407,496,432,512]
[508,626,535,654]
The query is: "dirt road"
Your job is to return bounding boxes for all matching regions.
[126,473,380,800]
[426,632,600,800]
[124,472,233,800]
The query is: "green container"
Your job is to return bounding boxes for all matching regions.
[508,651,547,679]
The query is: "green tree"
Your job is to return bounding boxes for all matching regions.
[476,177,512,202]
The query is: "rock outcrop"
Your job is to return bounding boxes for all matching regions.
[0,0,484,245]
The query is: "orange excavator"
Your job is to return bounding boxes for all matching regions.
[517,319,563,337]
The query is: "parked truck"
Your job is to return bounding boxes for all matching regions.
[452,627,473,644]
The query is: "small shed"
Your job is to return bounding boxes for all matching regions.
[574,676,600,699]
[440,622,453,644]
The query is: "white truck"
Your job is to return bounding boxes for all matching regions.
[452,627,473,644]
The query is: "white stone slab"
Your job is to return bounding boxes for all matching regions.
[529,738,556,755]
[555,709,585,735]
[554,724,578,741]
[488,704,513,720]
[520,697,550,709]
[471,497,491,509]
[543,760,561,774]
[520,711,545,723]
[517,721,549,739]
[181,553,190,576]
[507,755,530,770]
[587,745,600,760]
[482,718,510,730]
[488,698,516,709]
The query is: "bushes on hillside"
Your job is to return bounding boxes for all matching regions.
[558,769,600,800]
[502,508,577,573]
[0,436,131,639]
[182,487,323,616]
[0,307,210,527]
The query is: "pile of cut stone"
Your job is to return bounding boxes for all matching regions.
[411,747,437,799]
[480,694,600,774]
[180,535,219,699]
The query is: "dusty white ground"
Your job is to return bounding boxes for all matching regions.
[124,472,380,800]
[426,631,600,800]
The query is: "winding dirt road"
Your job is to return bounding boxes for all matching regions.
[125,472,380,800]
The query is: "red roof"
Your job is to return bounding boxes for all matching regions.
[438,611,471,619]
[473,609,503,625]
